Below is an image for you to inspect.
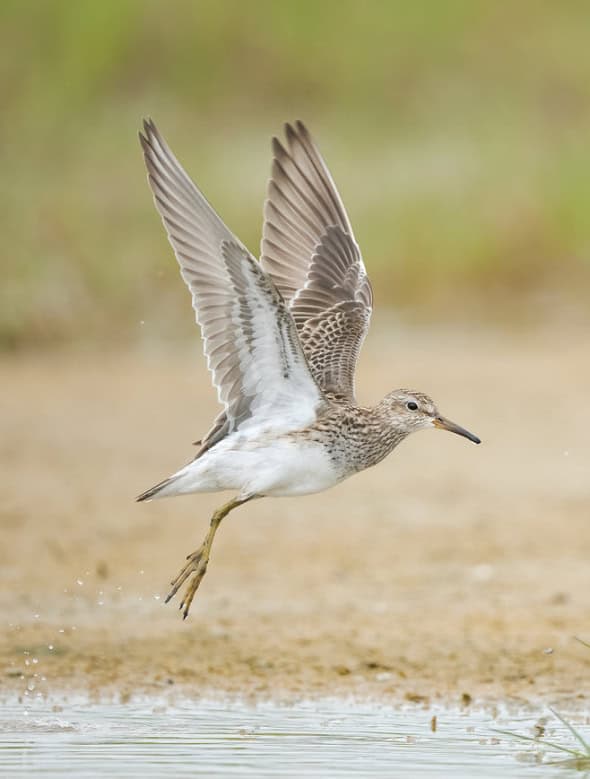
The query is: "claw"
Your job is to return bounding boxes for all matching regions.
[161,496,252,619]
[163,546,209,618]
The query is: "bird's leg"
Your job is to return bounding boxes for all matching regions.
[165,495,251,619]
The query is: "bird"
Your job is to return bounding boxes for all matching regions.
[137,119,481,619]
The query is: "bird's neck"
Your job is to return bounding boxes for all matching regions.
[368,402,410,465]
[338,402,409,473]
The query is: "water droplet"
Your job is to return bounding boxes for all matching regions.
[32,658,38,664]
[48,645,54,651]
[76,579,84,586]
[153,594,161,601]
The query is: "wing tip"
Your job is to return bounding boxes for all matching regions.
[139,117,157,153]
[275,120,310,154]
[142,116,156,132]
[139,117,166,156]
[284,119,310,147]
[293,119,309,140]
[271,135,288,160]
[284,121,296,143]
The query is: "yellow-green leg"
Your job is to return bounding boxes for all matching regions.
[165,495,252,619]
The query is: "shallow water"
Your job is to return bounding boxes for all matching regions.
[1,697,588,777]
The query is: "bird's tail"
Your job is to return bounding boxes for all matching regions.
[136,474,180,502]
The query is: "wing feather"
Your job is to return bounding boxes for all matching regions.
[140,120,323,453]
[261,121,373,400]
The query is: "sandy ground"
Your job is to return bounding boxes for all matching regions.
[1,322,590,707]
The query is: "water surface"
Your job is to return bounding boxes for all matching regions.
[1,696,587,777]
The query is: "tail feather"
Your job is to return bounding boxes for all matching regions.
[136,475,178,502]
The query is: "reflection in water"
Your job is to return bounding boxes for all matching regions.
[0,697,585,777]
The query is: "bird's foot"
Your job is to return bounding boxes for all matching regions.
[164,546,209,619]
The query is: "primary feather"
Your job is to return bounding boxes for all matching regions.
[139,120,323,455]
[261,121,373,401]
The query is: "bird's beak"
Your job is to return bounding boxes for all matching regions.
[433,416,481,444]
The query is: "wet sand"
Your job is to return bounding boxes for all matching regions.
[1,322,589,706]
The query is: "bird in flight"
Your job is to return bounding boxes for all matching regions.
[138,120,480,619]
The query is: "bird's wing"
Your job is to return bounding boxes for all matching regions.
[140,120,324,454]
[260,121,373,401]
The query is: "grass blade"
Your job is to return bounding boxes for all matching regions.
[548,707,590,756]
[492,728,583,758]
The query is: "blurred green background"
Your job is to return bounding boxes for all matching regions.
[2,0,589,349]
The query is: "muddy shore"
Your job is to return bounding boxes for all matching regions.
[2,324,589,706]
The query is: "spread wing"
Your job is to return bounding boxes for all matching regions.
[261,121,373,401]
[139,120,323,454]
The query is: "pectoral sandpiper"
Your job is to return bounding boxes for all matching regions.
[138,119,480,619]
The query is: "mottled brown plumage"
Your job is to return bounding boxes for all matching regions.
[137,119,480,619]
[262,122,372,401]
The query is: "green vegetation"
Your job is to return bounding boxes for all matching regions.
[494,638,590,769]
[2,1,590,348]
[495,707,590,769]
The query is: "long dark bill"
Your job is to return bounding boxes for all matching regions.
[434,416,481,444]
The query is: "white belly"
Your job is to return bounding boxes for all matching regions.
[160,434,341,499]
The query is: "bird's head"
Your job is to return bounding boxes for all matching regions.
[382,389,481,444]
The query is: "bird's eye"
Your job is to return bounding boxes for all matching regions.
[406,401,418,411]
